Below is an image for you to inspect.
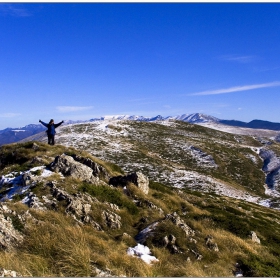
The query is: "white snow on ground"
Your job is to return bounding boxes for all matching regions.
[95,122,109,132]
[127,243,159,265]
[0,166,55,202]
[161,168,261,203]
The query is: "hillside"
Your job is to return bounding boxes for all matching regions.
[0,141,280,277]
[23,119,280,209]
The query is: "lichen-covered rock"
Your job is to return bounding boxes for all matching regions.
[22,192,47,210]
[48,182,102,230]
[165,212,195,236]
[109,172,149,194]
[0,206,23,250]
[50,154,104,185]
[72,155,110,181]
[102,210,122,229]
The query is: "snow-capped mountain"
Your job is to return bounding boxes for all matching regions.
[90,113,218,123]
[174,113,220,123]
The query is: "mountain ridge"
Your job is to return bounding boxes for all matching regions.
[1,113,280,146]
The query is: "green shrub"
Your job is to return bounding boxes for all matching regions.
[79,183,139,215]
[149,181,173,195]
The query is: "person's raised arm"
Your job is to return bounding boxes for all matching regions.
[39,120,48,127]
[54,121,64,128]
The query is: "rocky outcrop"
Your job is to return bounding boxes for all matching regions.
[134,212,195,259]
[48,182,102,231]
[109,172,149,194]
[0,205,23,250]
[23,192,47,210]
[72,154,110,181]
[50,154,106,185]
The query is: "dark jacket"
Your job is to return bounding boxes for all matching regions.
[40,120,63,135]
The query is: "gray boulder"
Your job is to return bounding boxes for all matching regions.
[50,154,103,185]
[109,172,149,194]
[72,155,110,181]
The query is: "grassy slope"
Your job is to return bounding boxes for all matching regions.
[56,120,267,196]
[0,142,280,276]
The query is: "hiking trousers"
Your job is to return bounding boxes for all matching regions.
[47,134,55,145]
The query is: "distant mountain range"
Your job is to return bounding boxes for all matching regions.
[1,113,280,146]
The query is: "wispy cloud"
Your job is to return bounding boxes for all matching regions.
[0,113,21,118]
[219,54,256,64]
[56,106,94,113]
[0,4,31,17]
[188,81,280,96]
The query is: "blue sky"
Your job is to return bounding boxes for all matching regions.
[1,3,280,129]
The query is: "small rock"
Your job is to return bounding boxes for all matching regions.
[191,249,203,261]
[169,244,182,254]
[205,235,219,251]
[249,231,260,244]
[32,142,40,150]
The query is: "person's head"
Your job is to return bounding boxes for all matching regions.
[49,119,54,124]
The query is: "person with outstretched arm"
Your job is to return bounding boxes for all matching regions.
[39,119,64,145]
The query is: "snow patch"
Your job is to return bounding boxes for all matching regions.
[0,166,55,202]
[127,243,159,264]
